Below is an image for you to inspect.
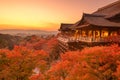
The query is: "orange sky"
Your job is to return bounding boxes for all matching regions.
[0,0,118,31]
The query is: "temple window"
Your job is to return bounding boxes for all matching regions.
[101,30,108,37]
[95,30,100,38]
[93,30,100,38]
[88,30,92,37]
[82,30,86,37]
[74,30,79,39]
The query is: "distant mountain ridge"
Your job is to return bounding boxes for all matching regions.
[0,29,58,37]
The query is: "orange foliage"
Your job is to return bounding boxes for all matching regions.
[46,45,120,80]
[0,46,49,80]
[1,36,120,80]
[104,35,120,43]
[20,36,58,54]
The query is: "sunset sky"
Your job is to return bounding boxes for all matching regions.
[0,0,118,31]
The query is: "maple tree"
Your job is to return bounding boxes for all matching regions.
[45,37,60,61]
[0,46,49,80]
[104,35,120,44]
[20,35,47,50]
[46,45,120,80]
[1,35,120,80]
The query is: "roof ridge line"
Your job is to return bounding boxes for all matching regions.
[98,0,120,11]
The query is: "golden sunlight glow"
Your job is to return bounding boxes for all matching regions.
[101,30,109,37]
[0,0,117,30]
[0,4,60,30]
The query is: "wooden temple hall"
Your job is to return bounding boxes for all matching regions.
[58,0,120,52]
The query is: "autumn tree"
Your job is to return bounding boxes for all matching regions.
[45,37,60,62]
[0,46,49,80]
[104,35,120,44]
[46,45,120,80]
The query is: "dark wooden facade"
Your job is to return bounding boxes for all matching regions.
[58,1,120,53]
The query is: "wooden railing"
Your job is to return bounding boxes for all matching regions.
[77,37,105,42]
[57,36,106,43]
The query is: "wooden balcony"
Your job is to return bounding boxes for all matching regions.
[58,36,120,53]
[57,36,75,43]
[57,36,107,43]
[77,37,105,42]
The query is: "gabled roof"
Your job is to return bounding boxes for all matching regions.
[59,23,73,31]
[59,0,120,30]
[72,13,120,29]
[93,0,120,18]
[69,20,81,30]
[83,13,120,27]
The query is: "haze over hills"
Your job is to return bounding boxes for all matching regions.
[0,29,58,37]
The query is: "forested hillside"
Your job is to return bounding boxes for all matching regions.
[0,34,120,80]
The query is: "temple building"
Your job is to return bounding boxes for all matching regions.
[58,0,120,53]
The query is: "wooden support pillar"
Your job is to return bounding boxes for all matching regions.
[80,29,82,37]
[86,29,88,36]
[92,29,94,41]
[95,30,96,38]
[99,29,102,38]
[81,29,83,37]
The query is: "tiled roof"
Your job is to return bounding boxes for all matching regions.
[93,0,120,18]
[59,23,73,31]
